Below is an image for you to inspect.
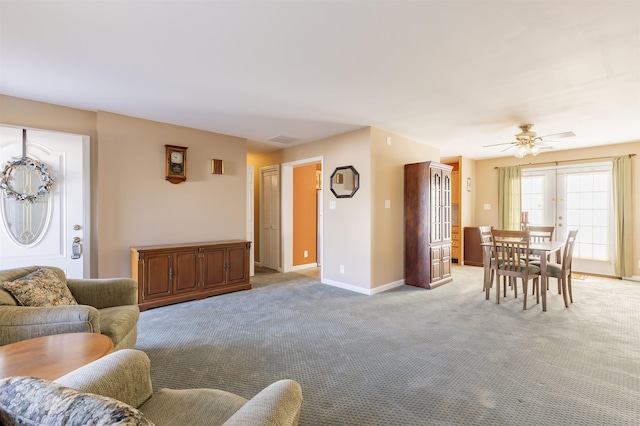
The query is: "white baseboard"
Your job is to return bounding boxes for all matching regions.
[370,279,406,295]
[292,263,318,271]
[321,278,405,295]
[622,276,640,282]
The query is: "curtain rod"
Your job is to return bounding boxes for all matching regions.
[493,153,635,169]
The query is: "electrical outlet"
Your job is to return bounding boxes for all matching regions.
[304,250,308,258]
[340,265,345,274]
[385,200,391,209]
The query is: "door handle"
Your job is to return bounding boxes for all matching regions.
[72,237,82,259]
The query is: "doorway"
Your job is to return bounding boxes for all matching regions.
[281,156,323,275]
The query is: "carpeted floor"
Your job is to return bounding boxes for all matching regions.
[135,265,639,425]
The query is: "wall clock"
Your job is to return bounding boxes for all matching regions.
[165,145,188,184]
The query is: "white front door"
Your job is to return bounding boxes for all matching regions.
[0,125,90,278]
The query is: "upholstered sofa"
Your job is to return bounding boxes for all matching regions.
[0,266,139,350]
[0,349,303,425]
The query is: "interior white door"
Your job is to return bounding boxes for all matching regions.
[247,165,255,277]
[0,125,89,278]
[260,165,280,271]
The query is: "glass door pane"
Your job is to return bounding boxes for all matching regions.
[557,163,614,276]
[521,169,556,231]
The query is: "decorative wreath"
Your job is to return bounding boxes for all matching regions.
[0,157,55,204]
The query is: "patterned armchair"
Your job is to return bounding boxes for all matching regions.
[0,349,303,425]
[0,266,139,350]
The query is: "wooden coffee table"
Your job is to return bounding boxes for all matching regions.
[0,333,114,381]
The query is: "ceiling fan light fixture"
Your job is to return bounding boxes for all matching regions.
[484,124,575,158]
[515,144,528,158]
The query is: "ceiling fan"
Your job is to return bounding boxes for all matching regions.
[483,124,576,158]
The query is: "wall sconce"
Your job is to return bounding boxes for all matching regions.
[211,159,224,175]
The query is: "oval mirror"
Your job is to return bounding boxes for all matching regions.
[330,165,360,198]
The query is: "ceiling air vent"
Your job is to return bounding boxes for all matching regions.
[268,135,300,144]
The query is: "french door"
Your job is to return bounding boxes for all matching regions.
[521,162,614,276]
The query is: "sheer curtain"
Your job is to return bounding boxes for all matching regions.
[498,166,521,230]
[612,155,632,277]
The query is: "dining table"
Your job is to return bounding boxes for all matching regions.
[481,240,565,311]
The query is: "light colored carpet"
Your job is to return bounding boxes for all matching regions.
[136,265,639,425]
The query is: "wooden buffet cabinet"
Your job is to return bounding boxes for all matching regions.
[463,227,484,267]
[404,161,453,289]
[130,240,251,311]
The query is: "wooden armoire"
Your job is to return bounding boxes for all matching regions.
[404,161,453,289]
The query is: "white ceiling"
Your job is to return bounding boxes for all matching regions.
[1,1,639,160]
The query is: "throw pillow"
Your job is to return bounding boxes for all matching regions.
[1,267,77,307]
[0,376,155,426]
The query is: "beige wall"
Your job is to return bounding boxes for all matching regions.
[370,127,440,289]
[473,141,640,277]
[460,156,476,228]
[96,112,247,277]
[1,95,248,278]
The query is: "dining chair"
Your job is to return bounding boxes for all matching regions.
[524,225,556,290]
[478,226,494,292]
[541,229,579,308]
[524,225,555,259]
[490,229,541,310]
[525,225,555,242]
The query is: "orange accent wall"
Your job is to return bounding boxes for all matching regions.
[293,164,318,266]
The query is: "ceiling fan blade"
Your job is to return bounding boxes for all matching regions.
[483,141,516,148]
[539,131,575,140]
[501,145,517,152]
